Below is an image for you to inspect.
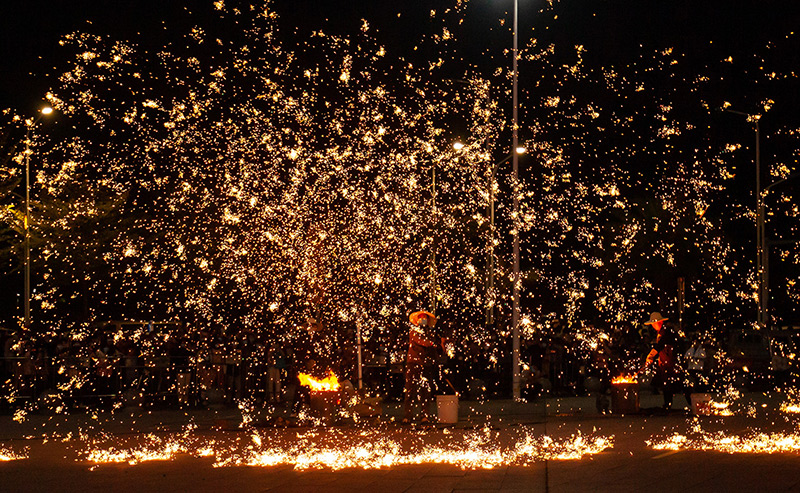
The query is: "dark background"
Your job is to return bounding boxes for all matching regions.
[4,1,800,112]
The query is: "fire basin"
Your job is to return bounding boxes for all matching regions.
[309,390,340,421]
[611,382,639,414]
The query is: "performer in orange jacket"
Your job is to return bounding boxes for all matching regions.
[640,312,691,410]
[402,311,444,424]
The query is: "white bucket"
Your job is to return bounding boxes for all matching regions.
[436,394,459,423]
[690,393,713,415]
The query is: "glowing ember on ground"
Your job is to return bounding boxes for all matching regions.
[80,429,612,470]
[84,433,190,466]
[709,401,734,416]
[298,372,341,391]
[0,448,27,461]
[648,425,800,454]
[611,375,638,384]
[780,403,800,414]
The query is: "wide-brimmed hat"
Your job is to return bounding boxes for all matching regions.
[409,310,436,327]
[643,312,668,326]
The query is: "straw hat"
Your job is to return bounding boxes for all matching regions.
[643,312,668,326]
[409,310,436,327]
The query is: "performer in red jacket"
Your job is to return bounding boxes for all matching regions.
[640,312,691,410]
[402,311,444,424]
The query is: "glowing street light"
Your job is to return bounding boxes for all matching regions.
[23,105,53,329]
[510,0,522,401]
[486,146,527,332]
[723,107,765,329]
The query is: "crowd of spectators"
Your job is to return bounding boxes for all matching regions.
[0,318,768,412]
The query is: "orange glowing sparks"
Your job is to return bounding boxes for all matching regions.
[649,425,800,454]
[611,375,638,384]
[0,448,27,461]
[780,403,800,414]
[80,429,613,470]
[298,371,341,391]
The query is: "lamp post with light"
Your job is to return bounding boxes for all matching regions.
[23,106,53,329]
[723,107,765,329]
[483,146,526,330]
[510,0,522,401]
[452,141,526,389]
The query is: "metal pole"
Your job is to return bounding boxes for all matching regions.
[724,109,765,330]
[677,277,685,331]
[24,126,31,330]
[755,120,765,328]
[487,160,496,327]
[431,162,437,314]
[356,320,363,390]
[511,0,521,400]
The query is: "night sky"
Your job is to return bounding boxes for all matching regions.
[4,1,800,112]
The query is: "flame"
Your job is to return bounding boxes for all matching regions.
[298,371,340,391]
[611,375,638,384]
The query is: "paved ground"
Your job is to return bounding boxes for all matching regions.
[1,392,800,492]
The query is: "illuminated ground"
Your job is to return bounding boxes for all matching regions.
[2,394,800,492]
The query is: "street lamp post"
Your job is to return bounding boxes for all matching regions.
[760,171,800,328]
[484,149,525,330]
[451,0,523,398]
[511,0,522,401]
[23,106,52,330]
[431,158,437,314]
[723,108,765,329]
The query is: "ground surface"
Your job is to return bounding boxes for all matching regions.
[1,393,800,492]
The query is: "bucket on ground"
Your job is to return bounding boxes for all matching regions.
[690,393,713,415]
[309,390,340,422]
[436,394,459,423]
[611,382,639,414]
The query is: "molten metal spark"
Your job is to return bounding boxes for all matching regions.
[649,424,800,454]
[780,402,800,414]
[81,429,612,470]
[0,448,27,461]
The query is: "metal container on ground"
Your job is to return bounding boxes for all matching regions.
[309,390,340,422]
[436,394,459,423]
[690,393,713,415]
[611,382,639,414]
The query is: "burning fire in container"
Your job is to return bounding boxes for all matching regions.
[298,371,341,391]
[611,374,638,385]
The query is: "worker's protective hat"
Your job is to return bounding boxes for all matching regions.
[409,310,436,327]
[643,312,668,326]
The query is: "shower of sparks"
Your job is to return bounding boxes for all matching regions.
[6,0,794,341]
[648,423,800,454]
[0,0,797,425]
[26,0,498,349]
[707,400,734,416]
[780,402,800,414]
[0,448,28,461]
[79,428,612,470]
